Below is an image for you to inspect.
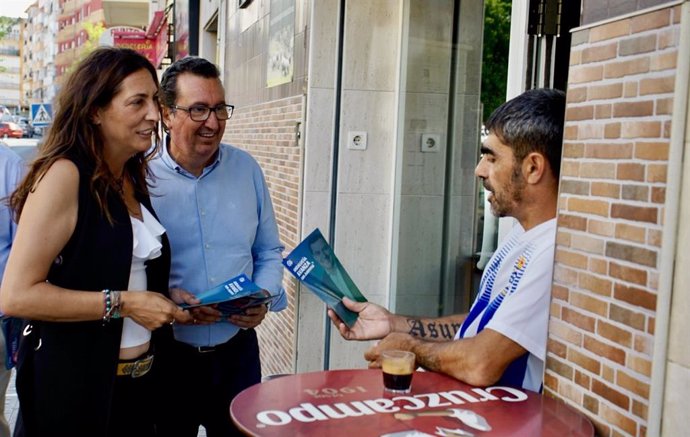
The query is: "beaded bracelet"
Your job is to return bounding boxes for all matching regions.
[102,289,112,323]
[102,289,123,322]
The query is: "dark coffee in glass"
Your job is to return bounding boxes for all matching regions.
[381,350,415,393]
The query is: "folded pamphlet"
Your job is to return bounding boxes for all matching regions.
[282,228,367,327]
[181,274,279,317]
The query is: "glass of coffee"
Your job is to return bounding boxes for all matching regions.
[381,350,415,394]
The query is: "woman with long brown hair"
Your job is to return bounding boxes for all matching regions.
[0,47,191,437]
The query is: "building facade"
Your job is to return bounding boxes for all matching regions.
[22,0,59,107]
[12,0,689,434]
[0,19,22,111]
[197,0,484,376]
[20,0,152,105]
[195,0,690,435]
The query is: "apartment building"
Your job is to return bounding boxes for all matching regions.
[0,19,22,111]
[22,0,59,106]
[20,0,153,103]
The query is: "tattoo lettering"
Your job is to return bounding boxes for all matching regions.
[439,324,452,339]
[442,323,462,339]
[428,323,439,338]
[407,319,426,337]
[408,320,462,339]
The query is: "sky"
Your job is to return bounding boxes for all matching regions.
[2,1,34,19]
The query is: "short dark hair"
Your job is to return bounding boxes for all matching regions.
[159,57,221,108]
[486,88,566,178]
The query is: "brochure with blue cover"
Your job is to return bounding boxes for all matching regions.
[282,228,367,327]
[180,274,279,317]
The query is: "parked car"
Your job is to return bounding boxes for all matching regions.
[15,117,33,138]
[0,122,23,139]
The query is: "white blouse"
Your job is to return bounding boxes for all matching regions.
[120,205,165,349]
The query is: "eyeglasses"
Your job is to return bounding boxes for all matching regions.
[170,104,235,121]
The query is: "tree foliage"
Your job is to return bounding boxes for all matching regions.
[66,21,106,74]
[0,17,20,74]
[0,16,20,39]
[81,21,106,54]
[481,0,511,123]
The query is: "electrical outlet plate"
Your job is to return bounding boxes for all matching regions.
[347,131,367,150]
[421,133,441,152]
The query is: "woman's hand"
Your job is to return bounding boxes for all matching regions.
[168,287,222,325]
[120,291,192,330]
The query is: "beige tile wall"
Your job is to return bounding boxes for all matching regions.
[295,0,339,372]
[297,0,403,372]
[224,0,309,107]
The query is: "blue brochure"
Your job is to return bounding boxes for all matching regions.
[181,274,278,317]
[282,228,367,327]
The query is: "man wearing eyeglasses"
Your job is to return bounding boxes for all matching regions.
[148,57,286,437]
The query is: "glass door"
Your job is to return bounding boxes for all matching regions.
[391,0,486,317]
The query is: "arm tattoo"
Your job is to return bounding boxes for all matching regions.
[407,319,461,339]
[408,319,426,337]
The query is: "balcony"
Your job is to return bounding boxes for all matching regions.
[102,0,148,27]
[88,9,106,24]
[55,47,76,67]
[60,0,76,16]
[57,23,76,43]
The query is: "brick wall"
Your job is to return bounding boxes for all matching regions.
[581,0,670,26]
[546,5,681,436]
[223,95,304,377]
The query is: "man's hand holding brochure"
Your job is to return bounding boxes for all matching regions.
[179,274,279,319]
[181,229,368,326]
[282,228,368,327]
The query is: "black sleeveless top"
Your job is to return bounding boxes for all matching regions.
[14,155,171,437]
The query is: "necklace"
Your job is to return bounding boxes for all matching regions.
[114,176,125,196]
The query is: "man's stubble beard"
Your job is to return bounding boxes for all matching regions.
[488,163,525,218]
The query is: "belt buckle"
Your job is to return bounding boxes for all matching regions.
[130,355,153,378]
[196,346,215,353]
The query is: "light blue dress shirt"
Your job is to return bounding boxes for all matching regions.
[149,142,286,347]
[0,145,24,286]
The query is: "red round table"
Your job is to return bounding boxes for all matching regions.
[230,369,594,436]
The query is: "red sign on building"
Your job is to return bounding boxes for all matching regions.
[111,11,168,68]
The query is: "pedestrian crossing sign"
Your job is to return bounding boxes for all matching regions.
[31,103,53,127]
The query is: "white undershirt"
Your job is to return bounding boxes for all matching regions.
[120,205,165,349]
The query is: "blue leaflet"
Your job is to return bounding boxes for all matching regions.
[180,274,279,317]
[282,228,368,327]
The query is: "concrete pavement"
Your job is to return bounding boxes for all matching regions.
[4,370,17,435]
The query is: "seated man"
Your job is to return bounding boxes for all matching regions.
[329,88,566,392]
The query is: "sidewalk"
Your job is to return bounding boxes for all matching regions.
[3,372,207,436]
[4,370,17,435]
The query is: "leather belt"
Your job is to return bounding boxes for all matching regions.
[116,354,154,378]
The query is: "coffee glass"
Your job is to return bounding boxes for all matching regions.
[381,350,415,393]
